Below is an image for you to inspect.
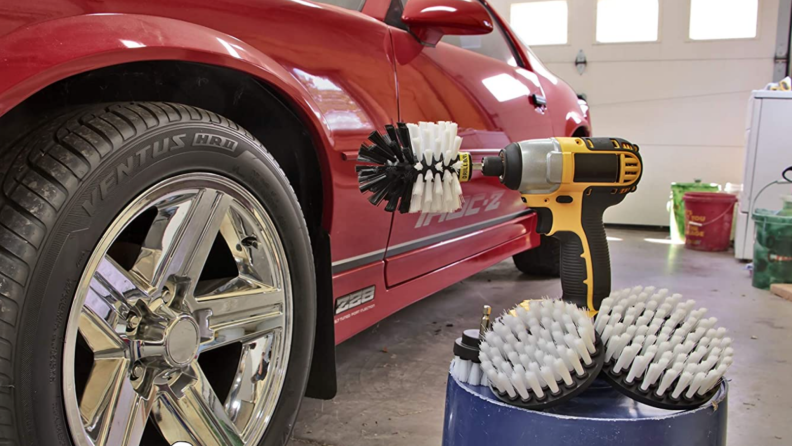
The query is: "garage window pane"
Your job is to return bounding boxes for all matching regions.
[690,0,758,40]
[596,0,659,43]
[510,1,568,46]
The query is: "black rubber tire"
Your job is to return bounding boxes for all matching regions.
[512,235,561,277]
[0,102,316,446]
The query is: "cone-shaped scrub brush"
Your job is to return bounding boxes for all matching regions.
[356,121,469,213]
[595,286,734,410]
[477,299,605,409]
[450,305,493,387]
[450,329,491,387]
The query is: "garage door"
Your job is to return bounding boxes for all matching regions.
[489,0,783,225]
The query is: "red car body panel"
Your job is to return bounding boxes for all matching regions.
[0,0,589,344]
[333,217,538,343]
[386,26,553,286]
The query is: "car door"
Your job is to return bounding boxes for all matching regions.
[384,0,555,286]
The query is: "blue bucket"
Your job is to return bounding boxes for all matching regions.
[443,375,728,446]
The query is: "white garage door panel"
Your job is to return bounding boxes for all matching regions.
[545,59,772,225]
[588,88,756,146]
[605,144,746,225]
[544,59,774,109]
[492,0,779,225]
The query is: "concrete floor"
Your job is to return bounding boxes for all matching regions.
[288,228,792,446]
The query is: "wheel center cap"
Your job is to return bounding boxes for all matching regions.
[164,316,200,366]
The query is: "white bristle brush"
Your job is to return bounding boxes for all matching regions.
[450,307,494,387]
[475,299,604,409]
[406,121,464,214]
[450,356,490,387]
[450,326,491,387]
[357,121,466,214]
[595,286,734,409]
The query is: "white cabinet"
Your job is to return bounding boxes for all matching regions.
[734,90,792,260]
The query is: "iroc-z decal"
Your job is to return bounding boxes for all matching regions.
[335,286,375,315]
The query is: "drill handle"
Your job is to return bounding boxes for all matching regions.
[534,190,625,312]
[553,199,612,312]
[554,228,610,312]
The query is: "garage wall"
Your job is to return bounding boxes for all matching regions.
[489,0,780,225]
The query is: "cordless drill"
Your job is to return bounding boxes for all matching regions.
[473,137,642,312]
[356,124,642,312]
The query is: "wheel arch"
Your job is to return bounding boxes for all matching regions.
[572,126,591,137]
[0,12,340,220]
[0,15,340,397]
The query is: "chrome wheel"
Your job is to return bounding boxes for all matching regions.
[63,173,292,446]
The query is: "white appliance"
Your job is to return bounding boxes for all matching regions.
[734,90,792,260]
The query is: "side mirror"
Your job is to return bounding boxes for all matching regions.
[402,0,494,46]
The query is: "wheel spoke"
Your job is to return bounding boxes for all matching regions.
[80,359,154,446]
[196,287,285,352]
[217,205,280,287]
[130,189,233,294]
[79,303,126,358]
[224,333,281,437]
[86,255,148,328]
[153,364,243,446]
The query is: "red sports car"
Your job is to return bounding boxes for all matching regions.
[0,0,589,444]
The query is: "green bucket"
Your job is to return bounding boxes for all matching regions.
[752,196,792,289]
[670,180,720,241]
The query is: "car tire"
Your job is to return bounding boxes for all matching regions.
[0,102,315,446]
[512,235,561,277]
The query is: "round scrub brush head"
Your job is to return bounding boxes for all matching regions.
[478,299,605,410]
[595,286,734,410]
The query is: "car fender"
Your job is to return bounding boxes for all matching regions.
[0,13,336,172]
[563,110,590,136]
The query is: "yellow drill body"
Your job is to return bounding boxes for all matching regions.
[467,137,643,311]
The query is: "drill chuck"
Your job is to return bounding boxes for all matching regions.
[481,142,526,191]
[481,156,503,177]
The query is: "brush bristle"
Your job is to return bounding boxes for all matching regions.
[478,299,597,402]
[596,286,733,401]
[450,357,489,386]
[357,122,463,214]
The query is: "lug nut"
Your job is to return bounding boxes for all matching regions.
[161,287,173,303]
[131,363,145,380]
[127,315,141,331]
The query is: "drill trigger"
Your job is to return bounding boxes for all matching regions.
[533,207,553,235]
